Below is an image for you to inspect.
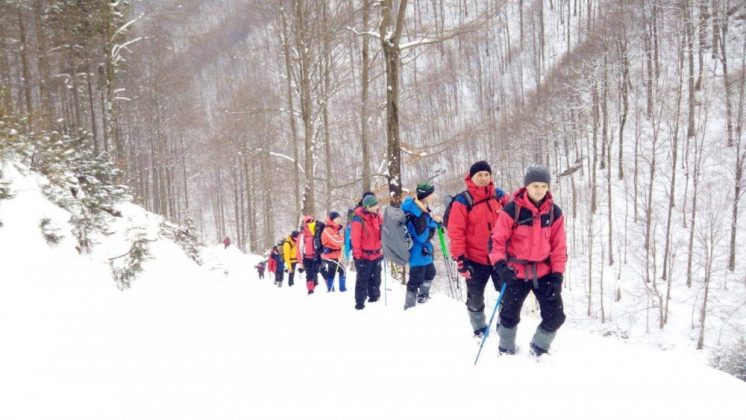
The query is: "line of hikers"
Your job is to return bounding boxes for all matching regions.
[254,161,567,356]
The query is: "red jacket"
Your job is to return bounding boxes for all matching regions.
[489,188,567,279]
[350,207,383,260]
[447,174,505,265]
[321,219,344,260]
[296,219,317,262]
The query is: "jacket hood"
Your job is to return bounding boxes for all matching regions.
[464,172,495,202]
[401,196,424,217]
[513,187,555,214]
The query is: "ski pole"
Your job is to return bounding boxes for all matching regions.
[436,225,458,300]
[474,281,508,366]
[383,259,388,306]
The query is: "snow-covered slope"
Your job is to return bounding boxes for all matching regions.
[0,159,744,420]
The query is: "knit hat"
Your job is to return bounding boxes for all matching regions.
[329,211,341,221]
[469,161,492,179]
[524,165,551,186]
[290,230,299,239]
[416,182,435,200]
[362,194,379,209]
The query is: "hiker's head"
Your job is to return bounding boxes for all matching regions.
[416,182,435,204]
[362,194,379,212]
[524,165,551,202]
[329,211,341,224]
[469,161,492,187]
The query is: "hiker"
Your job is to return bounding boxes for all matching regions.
[223,236,231,249]
[446,161,507,338]
[296,216,321,294]
[320,211,346,292]
[255,261,266,279]
[351,194,383,310]
[343,208,354,262]
[270,243,285,287]
[283,231,300,287]
[490,165,567,356]
[401,182,441,309]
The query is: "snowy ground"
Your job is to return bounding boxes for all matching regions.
[1,160,745,420]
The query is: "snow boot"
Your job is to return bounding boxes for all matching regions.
[529,326,556,356]
[418,281,432,303]
[404,290,417,310]
[339,276,347,292]
[497,324,518,354]
[468,309,487,335]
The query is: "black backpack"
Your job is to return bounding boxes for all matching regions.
[312,220,326,260]
[443,191,498,229]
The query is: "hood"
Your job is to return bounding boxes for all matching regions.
[513,187,555,215]
[464,172,495,202]
[401,196,424,217]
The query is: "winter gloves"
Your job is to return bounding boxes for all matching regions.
[546,272,563,283]
[493,260,515,283]
[456,256,473,280]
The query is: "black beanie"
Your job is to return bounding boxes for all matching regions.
[329,211,340,221]
[416,182,435,200]
[524,165,551,186]
[469,161,492,179]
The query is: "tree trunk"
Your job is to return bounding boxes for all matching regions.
[380,0,409,207]
[279,4,301,220]
[360,0,372,193]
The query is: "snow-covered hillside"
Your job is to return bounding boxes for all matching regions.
[1,152,745,420]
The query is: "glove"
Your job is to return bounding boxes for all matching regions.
[495,187,506,199]
[546,272,563,283]
[493,260,515,283]
[456,256,472,280]
[298,266,305,273]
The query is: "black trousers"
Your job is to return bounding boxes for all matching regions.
[465,261,502,312]
[287,262,297,286]
[303,258,319,286]
[354,258,382,305]
[407,263,436,292]
[498,274,566,333]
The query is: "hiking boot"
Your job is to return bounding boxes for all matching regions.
[308,290,314,295]
[473,326,489,338]
[529,342,548,357]
[416,294,430,304]
[498,346,517,356]
[355,303,365,310]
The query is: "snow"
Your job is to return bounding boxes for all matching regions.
[0,160,744,420]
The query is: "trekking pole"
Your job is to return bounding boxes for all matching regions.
[436,224,458,300]
[474,281,508,366]
[383,259,388,306]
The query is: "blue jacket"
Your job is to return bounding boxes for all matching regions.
[401,196,438,268]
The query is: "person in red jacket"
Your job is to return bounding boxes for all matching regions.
[489,165,567,356]
[351,194,383,310]
[447,161,507,338]
[296,215,321,294]
[320,211,346,292]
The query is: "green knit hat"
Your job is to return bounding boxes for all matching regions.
[362,194,379,208]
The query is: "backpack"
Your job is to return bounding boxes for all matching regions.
[312,220,326,260]
[442,191,498,229]
[381,206,413,266]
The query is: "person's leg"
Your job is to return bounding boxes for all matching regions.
[417,263,436,303]
[288,263,296,286]
[530,275,566,355]
[304,258,316,294]
[405,266,426,309]
[367,258,382,302]
[496,278,532,352]
[354,259,371,309]
[465,263,491,335]
[338,262,347,292]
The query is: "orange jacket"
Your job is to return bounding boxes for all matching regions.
[321,219,344,260]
